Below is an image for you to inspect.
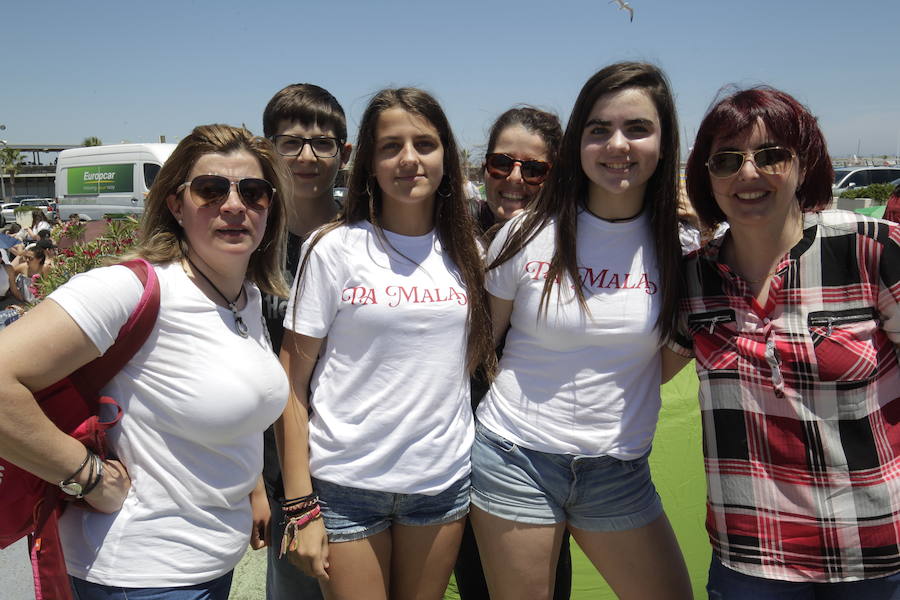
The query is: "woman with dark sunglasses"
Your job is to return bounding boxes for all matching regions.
[0,124,291,599]
[476,107,562,238]
[455,106,574,600]
[666,87,900,598]
[470,62,692,599]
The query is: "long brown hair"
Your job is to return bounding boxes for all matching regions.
[294,88,495,374]
[130,124,289,297]
[489,62,682,342]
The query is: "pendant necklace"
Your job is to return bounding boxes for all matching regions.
[184,255,249,338]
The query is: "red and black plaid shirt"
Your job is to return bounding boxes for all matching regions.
[669,210,900,582]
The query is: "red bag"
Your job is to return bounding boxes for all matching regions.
[0,258,160,599]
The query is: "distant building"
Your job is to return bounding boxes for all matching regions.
[1,144,78,199]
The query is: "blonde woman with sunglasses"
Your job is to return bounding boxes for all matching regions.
[666,87,900,599]
[0,124,290,600]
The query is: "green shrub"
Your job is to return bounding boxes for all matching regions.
[839,183,895,203]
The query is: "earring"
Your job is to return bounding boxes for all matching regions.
[437,176,453,199]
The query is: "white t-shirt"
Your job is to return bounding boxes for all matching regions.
[50,262,288,587]
[479,210,662,458]
[284,222,473,495]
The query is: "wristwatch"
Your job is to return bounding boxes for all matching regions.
[58,449,92,498]
[58,479,84,497]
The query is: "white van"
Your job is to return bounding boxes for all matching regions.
[55,143,176,220]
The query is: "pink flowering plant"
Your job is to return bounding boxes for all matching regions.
[32,217,140,301]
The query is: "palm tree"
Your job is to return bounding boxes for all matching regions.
[459,148,473,180]
[82,136,103,147]
[0,147,24,198]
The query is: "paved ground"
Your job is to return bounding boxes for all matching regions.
[229,547,267,599]
[0,538,36,599]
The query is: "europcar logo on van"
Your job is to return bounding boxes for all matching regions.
[68,164,134,194]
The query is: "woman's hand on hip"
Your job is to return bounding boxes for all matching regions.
[84,458,131,513]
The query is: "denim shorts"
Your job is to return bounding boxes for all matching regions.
[707,557,900,599]
[470,421,663,531]
[313,476,470,543]
[70,572,233,600]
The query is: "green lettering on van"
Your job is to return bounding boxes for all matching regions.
[67,164,134,194]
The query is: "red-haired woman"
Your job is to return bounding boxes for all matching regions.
[666,87,900,598]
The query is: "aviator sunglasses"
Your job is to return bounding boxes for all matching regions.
[706,146,795,178]
[485,153,552,185]
[177,175,275,210]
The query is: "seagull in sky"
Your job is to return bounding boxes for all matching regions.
[610,0,634,22]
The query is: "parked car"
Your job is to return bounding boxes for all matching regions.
[833,166,900,197]
[17,197,58,220]
[1,202,20,225]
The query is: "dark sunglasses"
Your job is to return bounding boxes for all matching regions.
[706,146,795,178]
[177,175,275,210]
[484,153,551,185]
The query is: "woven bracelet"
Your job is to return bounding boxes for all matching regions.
[278,505,322,559]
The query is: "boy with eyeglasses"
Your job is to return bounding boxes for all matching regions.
[258,83,351,600]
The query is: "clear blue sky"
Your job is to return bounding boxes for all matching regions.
[2,0,898,159]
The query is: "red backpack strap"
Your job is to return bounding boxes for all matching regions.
[71,259,160,394]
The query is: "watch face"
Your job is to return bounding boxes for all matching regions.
[60,481,83,496]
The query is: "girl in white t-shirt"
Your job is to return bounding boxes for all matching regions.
[277,88,494,600]
[23,209,51,241]
[470,62,693,599]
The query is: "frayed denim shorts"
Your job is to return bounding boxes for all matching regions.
[313,476,470,543]
[470,421,663,531]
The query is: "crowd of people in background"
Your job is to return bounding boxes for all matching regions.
[0,209,62,329]
[0,62,898,600]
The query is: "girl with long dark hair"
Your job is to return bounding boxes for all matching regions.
[470,62,692,600]
[276,88,494,600]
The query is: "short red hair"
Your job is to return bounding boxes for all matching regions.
[686,87,833,227]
